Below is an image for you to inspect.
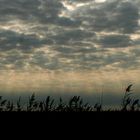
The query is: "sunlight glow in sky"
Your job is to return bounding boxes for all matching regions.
[0,0,140,96]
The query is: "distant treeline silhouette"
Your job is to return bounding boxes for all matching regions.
[0,84,139,112]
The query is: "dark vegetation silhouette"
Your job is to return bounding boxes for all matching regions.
[0,84,139,112]
[122,84,139,111]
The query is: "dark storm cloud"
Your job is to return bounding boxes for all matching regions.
[53,45,97,54]
[133,39,140,46]
[114,1,139,33]
[0,29,47,51]
[0,0,140,71]
[68,0,93,3]
[51,29,96,45]
[98,35,133,48]
[0,0,79,27]
[0,49,29,69]
[130,48,140,57]
[54,17,81,27]
[0,0,61,23]
[73,0,139,34]
[0,0,41,22]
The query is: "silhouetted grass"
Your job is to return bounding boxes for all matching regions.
[0,84,139,112]
[121,84,139,111]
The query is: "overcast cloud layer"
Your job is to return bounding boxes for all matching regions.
[0,0,140,72]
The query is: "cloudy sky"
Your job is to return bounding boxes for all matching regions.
[0,0,140,100]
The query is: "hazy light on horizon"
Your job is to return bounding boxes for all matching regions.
[0,70,140,96]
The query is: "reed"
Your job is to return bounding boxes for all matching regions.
[0,84,139,112]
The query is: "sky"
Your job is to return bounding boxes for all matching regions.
[0,0,140,103]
